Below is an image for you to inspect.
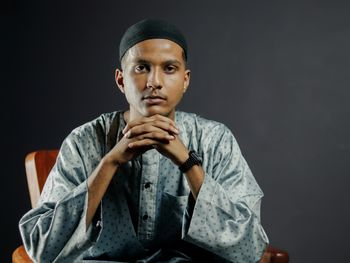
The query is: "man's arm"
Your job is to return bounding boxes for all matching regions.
[183,163,205,199]
[181,125,269,263]
[85,156,119,227]
[19,132,105,262]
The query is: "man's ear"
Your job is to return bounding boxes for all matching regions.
[183,69,191,93]
[115,68,125,94]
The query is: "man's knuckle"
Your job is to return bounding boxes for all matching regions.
[152,132,160,137]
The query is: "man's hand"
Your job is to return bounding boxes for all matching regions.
[122,114,204,199]
[120,114,189,166]
[86,114,182,227]
[105,114,188,165]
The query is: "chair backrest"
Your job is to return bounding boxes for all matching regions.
[25,150,59,208]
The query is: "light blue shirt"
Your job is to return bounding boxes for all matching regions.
[19,111,268,263]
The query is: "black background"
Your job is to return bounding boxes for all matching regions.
[2,0,350,262]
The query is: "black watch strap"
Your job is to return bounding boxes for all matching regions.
[179,150,202,173]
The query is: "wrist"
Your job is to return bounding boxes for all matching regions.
[102,153,121,167]
[178,150,202,173]
[174,149,190,166]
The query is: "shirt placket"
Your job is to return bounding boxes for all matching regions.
[137,149,159,244]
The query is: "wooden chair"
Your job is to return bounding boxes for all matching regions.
[13,150,289,263]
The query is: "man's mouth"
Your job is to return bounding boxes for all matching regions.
[143,95,166,105]
[143,95,166,100]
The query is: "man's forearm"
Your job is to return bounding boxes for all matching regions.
[86,156,119,228]
[160,138,205,199]
[184,164,205,199]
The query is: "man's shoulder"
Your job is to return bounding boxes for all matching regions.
[176,111,230,134]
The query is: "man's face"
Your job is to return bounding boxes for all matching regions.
[116,39,190,120]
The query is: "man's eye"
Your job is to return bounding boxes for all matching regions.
[165,65,176,73]
[135,65,147,72]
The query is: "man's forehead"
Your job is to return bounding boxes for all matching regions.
[125,39,184,63]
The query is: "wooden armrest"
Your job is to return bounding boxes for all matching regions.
[12,245,33,263]
[264,245,289,263]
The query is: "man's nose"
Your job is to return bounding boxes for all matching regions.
[147,68,163,89]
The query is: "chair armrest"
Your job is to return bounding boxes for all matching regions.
[12,245,33,263]
[265,245,289,263]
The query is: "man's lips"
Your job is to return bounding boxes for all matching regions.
[142,95,166,105]
[143,95,166,100]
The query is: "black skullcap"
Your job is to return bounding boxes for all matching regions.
[119,19,187,61]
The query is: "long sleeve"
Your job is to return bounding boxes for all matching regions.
[19,132,103,262]
[182,124,269,263]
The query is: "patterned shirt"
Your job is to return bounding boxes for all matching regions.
[19,110,269,263]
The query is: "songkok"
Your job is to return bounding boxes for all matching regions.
[119,19,187,61]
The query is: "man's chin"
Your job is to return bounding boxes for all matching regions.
[143,108,174,118]
[144,112,168,117]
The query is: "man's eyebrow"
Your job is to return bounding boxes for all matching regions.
[131,58,150,64]
[163,59,181,65]
[130,58,182,65]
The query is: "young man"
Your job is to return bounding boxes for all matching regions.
[19,19,269,262]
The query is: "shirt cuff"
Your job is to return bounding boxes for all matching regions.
[181,173,218,241]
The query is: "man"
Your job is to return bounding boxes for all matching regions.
[19,19,269,262]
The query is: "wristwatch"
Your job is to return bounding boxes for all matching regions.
[179,150,202,173]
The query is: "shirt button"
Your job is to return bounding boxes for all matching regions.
[96,220,102,228]
[144,182,151,189]
[142,214,149,221]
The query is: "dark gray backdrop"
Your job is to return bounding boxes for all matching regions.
[3,1,350,262]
